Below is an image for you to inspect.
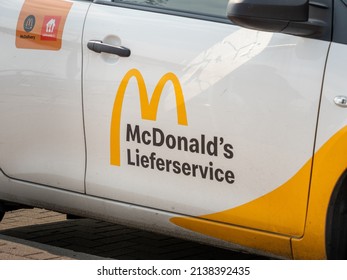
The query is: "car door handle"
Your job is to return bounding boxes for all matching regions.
[87,40,131,57]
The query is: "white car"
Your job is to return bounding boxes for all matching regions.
[0,0,346,259]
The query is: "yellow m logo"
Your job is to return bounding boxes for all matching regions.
[110,68,188,166]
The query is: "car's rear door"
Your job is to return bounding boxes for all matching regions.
[0,0,91,193]
[82,0,331,237]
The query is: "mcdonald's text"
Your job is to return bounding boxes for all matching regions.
[126,124,235,184]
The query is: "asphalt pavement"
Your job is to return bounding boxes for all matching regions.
[0,208,267,260]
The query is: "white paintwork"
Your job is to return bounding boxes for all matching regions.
[82,4,330,235]
[0,169,283,259]
[0,0,90,192]
[0,0,342,260]
[316,42,347,151]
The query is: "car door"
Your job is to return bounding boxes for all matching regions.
[82,0,331,237]
[0,0,90,193]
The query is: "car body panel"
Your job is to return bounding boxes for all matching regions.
[1,0,347,260]
[0,0,90,192]
[292,42,347,259]
[82,3,329,237]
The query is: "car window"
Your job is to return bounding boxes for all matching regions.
[99,0,229,20]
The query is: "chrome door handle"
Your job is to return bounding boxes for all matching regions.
[87,40,131,57]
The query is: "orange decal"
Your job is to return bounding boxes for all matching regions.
[16,0,72,50]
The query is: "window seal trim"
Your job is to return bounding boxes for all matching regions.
[93,0,232,25]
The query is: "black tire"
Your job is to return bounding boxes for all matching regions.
[326,171,347,259]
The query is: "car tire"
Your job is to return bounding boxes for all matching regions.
[326,171,347,259]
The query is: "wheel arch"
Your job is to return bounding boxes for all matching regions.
[326,169,347,259]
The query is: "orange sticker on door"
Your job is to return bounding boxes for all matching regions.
[16,0,72,50]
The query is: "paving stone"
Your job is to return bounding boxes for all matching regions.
[96,247,138,258]
[24,251,65,260]
[92,241,138,253]
[0,208,267,260]
[91,234,138,244]
[0,252,30,260]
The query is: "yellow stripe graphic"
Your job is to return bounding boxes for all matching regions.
[171,126,347,259]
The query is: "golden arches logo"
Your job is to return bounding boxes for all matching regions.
[110,68,188,166]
